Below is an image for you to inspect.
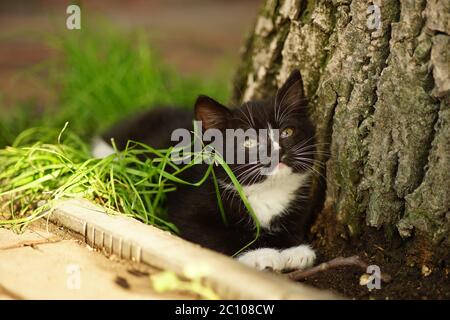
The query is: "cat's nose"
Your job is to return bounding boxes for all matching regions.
[277,162,287,168]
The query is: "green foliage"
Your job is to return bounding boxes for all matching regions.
[0,24,260,255]
[0,127,259,256]
[0,126,179,232]
[0,26,230,146]
[48,28,230,137]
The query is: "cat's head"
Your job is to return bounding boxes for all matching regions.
[194,70,316,185]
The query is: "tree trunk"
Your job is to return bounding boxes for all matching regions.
[233,0,449,260]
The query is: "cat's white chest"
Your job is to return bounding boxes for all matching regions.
[242,168,309,229]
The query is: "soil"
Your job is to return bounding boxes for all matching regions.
[299,229,450,300]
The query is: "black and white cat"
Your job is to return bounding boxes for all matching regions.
[92,70,318,272]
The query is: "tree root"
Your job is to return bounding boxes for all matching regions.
[286,255,392,283]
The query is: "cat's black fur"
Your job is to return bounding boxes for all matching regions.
[100,70,316,256]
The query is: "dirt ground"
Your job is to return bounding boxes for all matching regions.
[300,230,450,300]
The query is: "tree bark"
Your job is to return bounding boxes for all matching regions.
[233,0,449,256]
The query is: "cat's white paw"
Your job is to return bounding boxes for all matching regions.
[237,248,284,271]
[280,245,316,270]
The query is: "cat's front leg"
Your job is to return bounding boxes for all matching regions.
[237,248,285,271]
[237,244,316,271]
[279,244,316,270]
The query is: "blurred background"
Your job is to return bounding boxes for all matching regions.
[0,0,261,146]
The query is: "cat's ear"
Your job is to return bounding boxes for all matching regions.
[276,69,307,113]
[195,95,231,130]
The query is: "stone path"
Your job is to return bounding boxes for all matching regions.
[0,222,191,299]
[0,200,338,300]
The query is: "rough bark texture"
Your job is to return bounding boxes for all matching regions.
[233,0,449,251]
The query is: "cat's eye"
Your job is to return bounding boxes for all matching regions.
[243,137,257,148]
[281,127,294,138]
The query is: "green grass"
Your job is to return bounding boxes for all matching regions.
[0,24,260,256]
[0,102,42,150]
[0,126,260,256]
[0,25,230,146]
[0,126,186,233]
[47,28,230,138]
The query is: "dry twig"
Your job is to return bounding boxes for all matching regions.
[286,255,392,283]
[0,237,60,250]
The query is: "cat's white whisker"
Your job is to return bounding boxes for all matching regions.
[246,103,256,127]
